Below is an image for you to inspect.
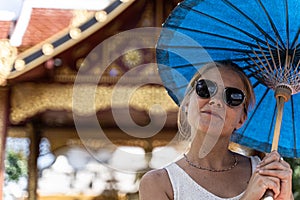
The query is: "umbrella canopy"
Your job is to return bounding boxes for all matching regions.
[156,0,300,158]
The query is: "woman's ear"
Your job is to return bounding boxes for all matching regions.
[236,110,247,129]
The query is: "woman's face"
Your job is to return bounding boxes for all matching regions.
[187,67,247,136]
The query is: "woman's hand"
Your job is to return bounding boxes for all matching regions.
[256,151,293,200]
[241,151,293,200]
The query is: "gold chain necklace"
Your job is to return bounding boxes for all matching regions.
[183,153,238,172]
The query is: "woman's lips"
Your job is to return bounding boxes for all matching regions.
[200,110,223,120]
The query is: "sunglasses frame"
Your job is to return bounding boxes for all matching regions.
[195,79,246,107]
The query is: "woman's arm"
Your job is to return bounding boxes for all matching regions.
[139,169,172,200]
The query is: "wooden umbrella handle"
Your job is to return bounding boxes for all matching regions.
[261,95,286,200]
[271,96,285,152]
[262,190,275,200]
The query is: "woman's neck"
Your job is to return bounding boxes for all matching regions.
[187,129,234,168]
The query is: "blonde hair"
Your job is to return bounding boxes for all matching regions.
[177,61,256,140]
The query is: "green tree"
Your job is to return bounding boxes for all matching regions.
[5,150,27,182]
[286,158,300,200]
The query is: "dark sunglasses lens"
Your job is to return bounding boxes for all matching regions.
[196,79,217,98]
[225,88,245,106]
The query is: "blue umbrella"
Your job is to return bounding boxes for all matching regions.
[156,0,300,158]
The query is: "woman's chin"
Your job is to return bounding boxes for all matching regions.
[195,122,225,136]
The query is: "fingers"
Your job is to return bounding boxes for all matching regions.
[258,151,282,167]
[257,151,290,171]
[255,151,293,199]
[259,175,281,198]
[257,167,292,184]
[247,151,294,199]
[244,169,281,199]
[256,151,292,180]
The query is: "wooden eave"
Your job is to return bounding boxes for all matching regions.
[4,0,146,83]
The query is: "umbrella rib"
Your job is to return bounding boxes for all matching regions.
[290,28,300,48]
[203,47,263,54]
[276,40,283,73]
[229,56,272,64]
[284,46,292,84]
[285,0,290,49]
[290,47,300,85]
[165,24,271,51]
[163,44,271,55]
[178,3,278,49]
[158,62,206,70]
[243,59,272,71]
[241,87,270,134]
[242,60,278,83]
[221,0,284,49]
[252,80,262,88]
[293,55,300,77]
[265,37,278,75]
[245,58,278,71]
[291,96,297,157]
[290,44,298,71]
[291,62,300,93]
[158,55,270,71]
[256,0,286,48]
[247,51,274,81]
[255,40,276,75]
[244,62,267,77]
[244,65,273,85]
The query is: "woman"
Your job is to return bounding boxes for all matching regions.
[139,61,293,200]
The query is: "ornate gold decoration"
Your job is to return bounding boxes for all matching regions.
[54,65,77,81]
[66,138,115,149]
[95,11,108,22]
[75,58,88,70]
[0,39,17,86]
[71,10,94,27]
[113,139,150,149]
[69,28,82,40]
[122,50,143,68]
[14,59,26,71]
[54,62,162,84]
[10,83,178,124]
[42,43,54,55]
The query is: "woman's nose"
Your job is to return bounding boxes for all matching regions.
[208,97,223,108]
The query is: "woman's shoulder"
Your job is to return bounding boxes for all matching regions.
[139,168,173,200]
[140,168,170,185]
[235,153,261,172]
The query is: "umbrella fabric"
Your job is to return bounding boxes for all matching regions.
[156,0,300,158]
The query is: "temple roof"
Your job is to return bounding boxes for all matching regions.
[0,0,145,85]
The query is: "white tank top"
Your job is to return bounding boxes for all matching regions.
[165,156,260,200]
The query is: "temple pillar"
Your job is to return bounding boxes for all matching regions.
[0,87,9,200]
[27,121,41,200]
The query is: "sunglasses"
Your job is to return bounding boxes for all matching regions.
[195,79,246,107]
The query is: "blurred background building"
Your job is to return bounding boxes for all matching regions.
[0,0,184,199]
